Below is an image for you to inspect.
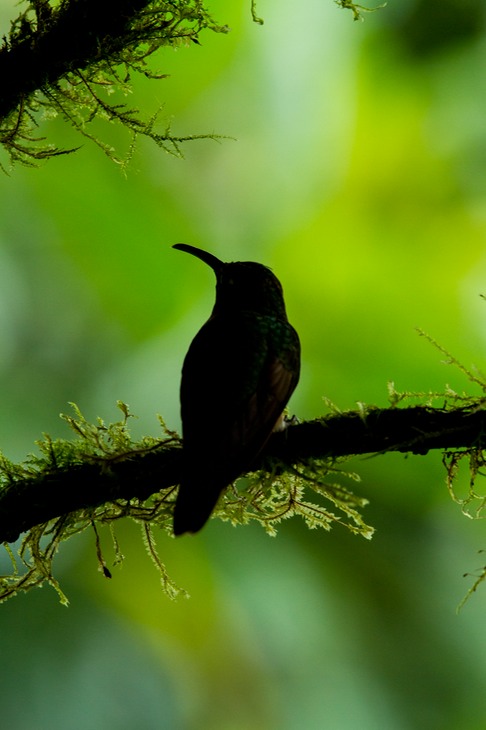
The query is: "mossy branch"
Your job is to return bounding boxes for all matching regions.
[0,391,485,603]
[0,0,231,167]
[0,0,381,168]
[1,399,485,545]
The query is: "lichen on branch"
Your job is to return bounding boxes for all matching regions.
[0,0,383,168]
[0,0,231,168]
[0,401,375,603]
[1,386,486,605]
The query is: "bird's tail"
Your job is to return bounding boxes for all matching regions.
[173,480,224,536]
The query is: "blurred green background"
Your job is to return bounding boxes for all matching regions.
[1,0,486,728]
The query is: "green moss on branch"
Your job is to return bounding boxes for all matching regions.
[0,0,230,167]
[1,395,486,604]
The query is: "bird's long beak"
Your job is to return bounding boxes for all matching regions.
[173,244,224,274]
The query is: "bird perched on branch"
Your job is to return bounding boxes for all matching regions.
[172,243,300,535]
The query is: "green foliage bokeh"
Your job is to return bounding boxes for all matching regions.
[0,0,486,728]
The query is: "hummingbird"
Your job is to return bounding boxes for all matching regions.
[172,243,300,536]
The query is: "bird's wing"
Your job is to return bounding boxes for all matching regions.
[180,313,299,479]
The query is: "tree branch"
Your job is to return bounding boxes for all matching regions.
[0,0,230,165]
[1,404,485,544]
[0,0,151,120]
[0,0,372,166]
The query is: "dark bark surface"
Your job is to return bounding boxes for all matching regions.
[1,405,484,543]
